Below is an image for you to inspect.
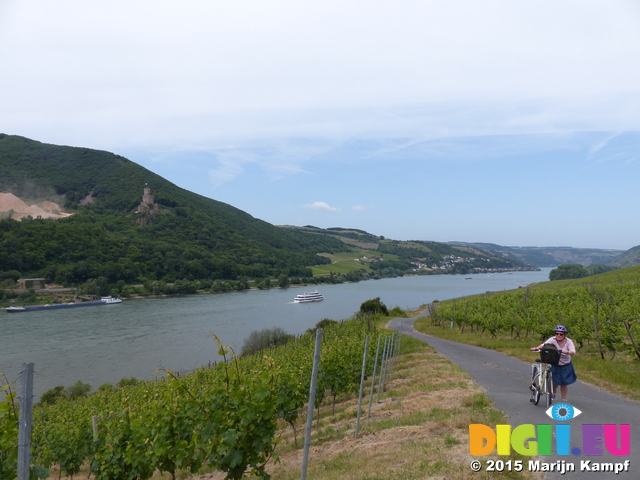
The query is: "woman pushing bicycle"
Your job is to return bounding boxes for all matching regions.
[530,325,577,402]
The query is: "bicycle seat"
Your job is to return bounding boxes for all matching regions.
[535,359,542,363]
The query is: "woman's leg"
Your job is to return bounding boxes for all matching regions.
[560,385,568,401]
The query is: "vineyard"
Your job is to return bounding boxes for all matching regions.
[429,266,640,361]
[1,316,394,480]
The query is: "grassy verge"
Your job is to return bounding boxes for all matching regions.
[414,311,640,402]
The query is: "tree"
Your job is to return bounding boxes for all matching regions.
[549,264,588,281]
[359,297,389,315]
[278,274,290,288]
[257,278,272,289]
[96,276,110,296]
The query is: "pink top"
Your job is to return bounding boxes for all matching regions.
[544,336,575,366]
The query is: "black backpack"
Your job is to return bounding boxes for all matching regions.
[540,343,561,365]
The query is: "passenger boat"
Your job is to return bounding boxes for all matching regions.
[5,296,122,313]
[293,290,324,303]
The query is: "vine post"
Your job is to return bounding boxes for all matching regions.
[301,328,322,480]
[376,335,390,402]
[622,319,640,361]
[367,336,382,419]
[354,335,370,437]
[18,363,34,480]
[591,316,605,360]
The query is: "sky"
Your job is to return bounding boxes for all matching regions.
[1,1,640,250]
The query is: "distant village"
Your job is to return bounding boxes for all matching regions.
[409,255,529,273]
[356,253,529,273]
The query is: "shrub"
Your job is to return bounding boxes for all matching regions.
[65,380,91,399]
[241,327,293,357]
[359,297,388,315]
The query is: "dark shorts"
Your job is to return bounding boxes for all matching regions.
[551,362,577,386]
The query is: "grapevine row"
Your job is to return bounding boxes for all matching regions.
[430,269,640,359]
[3,316,391,480]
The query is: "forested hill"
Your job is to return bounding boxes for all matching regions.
[0,134,347,286]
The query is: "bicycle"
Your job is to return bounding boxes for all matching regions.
[530,350,554,408]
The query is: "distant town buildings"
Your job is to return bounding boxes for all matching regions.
[17,278,45,291]
[409,254,528,273]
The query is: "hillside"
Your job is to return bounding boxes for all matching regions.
[0,134,347,288]
[608,245,640,269]
[447,241,624,267]
[285,226,534,276]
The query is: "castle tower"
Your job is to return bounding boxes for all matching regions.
[136,186,158,214]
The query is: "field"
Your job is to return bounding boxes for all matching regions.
[312,249,398,276]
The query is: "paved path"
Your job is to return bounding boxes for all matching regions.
[388,310,640,479]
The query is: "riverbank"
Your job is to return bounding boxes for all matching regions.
[2,270,553,401]
[1,267,548,310]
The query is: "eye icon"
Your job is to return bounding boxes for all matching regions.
[546,403,582,421]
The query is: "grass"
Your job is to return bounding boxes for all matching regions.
[414,311,640,402]
[311,249,400,276]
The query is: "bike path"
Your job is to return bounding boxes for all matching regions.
[388,313,640,479]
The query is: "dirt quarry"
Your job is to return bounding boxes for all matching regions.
[0,192,71,220]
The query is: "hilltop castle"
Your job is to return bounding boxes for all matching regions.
[136,186,159,216]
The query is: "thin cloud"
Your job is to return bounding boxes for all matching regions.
[580,131,640,171]
[352,205,365,211]
[587,132,621,159]
[303,202,340,212]
[208,154,252,189]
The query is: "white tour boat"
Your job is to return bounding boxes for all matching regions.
[293,290,324,303]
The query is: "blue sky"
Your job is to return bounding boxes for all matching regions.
[1,1,640,250]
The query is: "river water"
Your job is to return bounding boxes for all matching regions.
[1,269,551,398]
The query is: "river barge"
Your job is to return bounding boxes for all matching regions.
[5,296,122,313]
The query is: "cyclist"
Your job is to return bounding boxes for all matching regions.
[530,325,577,402]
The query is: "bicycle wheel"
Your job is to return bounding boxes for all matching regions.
[530,367,541,405]
[546,369,554,408]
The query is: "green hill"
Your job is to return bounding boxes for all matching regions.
[0,134,347,287]
[608,245,640,269]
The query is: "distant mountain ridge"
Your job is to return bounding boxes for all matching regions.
[447,242,625,268]
[288,226,534,274]
[608,245,640,269]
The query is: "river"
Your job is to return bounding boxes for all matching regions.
[0,269,551,398]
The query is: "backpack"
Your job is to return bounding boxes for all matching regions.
[540,343,561,365]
